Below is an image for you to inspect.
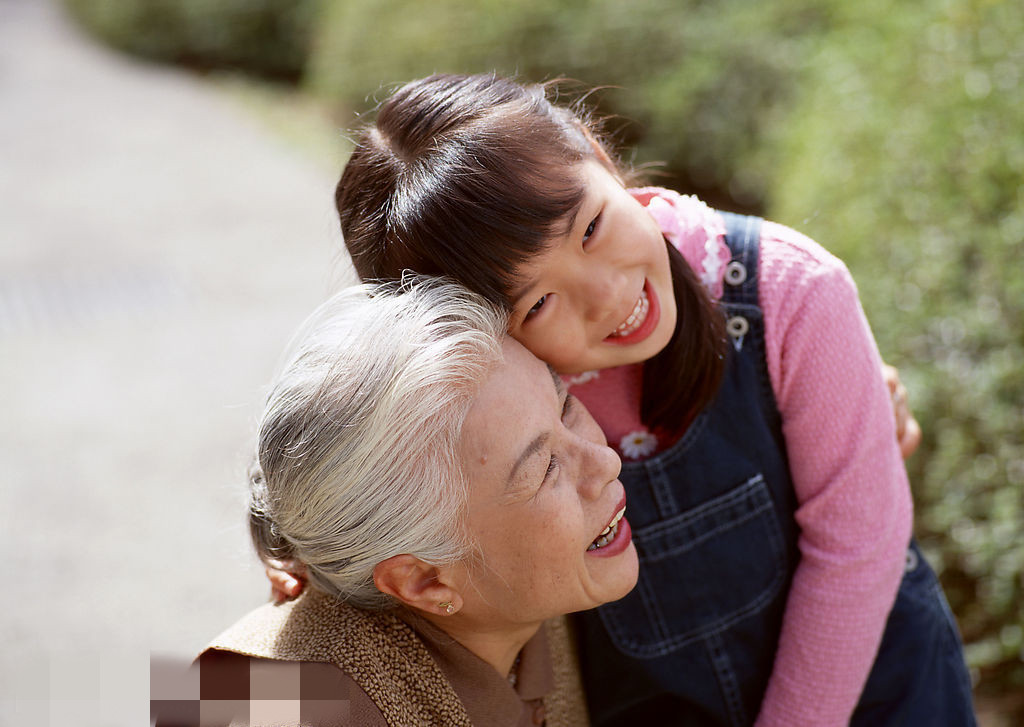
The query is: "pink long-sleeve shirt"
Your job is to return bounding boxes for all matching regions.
[566,188,913,726]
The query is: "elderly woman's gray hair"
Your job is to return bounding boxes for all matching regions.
[249,278,507,609]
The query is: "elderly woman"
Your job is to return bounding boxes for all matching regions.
[196,278,638,726]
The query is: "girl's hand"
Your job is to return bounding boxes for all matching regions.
[265,558,307,603]
[882,364,922,459]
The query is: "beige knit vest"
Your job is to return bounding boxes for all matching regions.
[207,589,589,727]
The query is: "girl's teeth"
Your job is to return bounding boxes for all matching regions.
[610,290,649,338]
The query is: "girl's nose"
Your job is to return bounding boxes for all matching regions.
[579,267,629,324]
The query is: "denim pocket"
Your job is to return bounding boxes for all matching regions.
[599,474,787,659]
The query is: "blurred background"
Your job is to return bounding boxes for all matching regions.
[3,0,1021,724]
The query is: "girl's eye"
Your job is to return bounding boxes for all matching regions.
[527,294,547,316]
[583,215,600,243]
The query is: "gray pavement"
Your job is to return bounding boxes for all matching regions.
[0,1,355,723]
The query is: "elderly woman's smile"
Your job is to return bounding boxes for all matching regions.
[587,501,630,554]
[195,280,639,725]
[453,338,639,630]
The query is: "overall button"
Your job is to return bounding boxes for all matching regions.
[905,547,919,572]
[725,260,748,286]
[727,315,750,338]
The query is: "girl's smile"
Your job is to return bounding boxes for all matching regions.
[508,160,677,374]
[604,282,660,346]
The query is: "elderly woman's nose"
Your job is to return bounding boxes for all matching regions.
[573,437,622,497]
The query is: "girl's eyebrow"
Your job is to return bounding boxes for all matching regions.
[508,199,588,306]
[509,261,546,307]
[558,195,587,237]
[508,277,538,309]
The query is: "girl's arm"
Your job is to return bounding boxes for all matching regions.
[753,221,914,727]
[265,558,306,603]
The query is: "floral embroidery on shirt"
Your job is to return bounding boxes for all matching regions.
[619,429,658,459]
[634,188,731,301]
[565,370,600,387]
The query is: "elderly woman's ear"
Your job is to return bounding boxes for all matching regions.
[373,555,463,616]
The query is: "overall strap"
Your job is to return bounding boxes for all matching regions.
[577,209,798,727]
[717,211,764,358]
[718,211,763,308]
[716,209,786,444]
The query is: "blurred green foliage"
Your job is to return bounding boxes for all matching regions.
[307,0,825,212]
[771,0,1024,699]
[62,0,315,80]
[66,0,1023,705]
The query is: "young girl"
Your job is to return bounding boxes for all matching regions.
[273,74,972,725]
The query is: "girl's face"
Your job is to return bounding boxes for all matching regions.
[506,160,677,374]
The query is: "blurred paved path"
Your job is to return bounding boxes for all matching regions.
[0,1,353,723]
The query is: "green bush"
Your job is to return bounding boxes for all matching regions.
[770,0,1024,700]
[63,0,316,80]
[306,0,837,212]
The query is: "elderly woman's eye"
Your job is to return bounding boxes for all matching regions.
[528,295,547,316]
[544,455,559,481]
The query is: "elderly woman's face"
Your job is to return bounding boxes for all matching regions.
[457,338,638,626]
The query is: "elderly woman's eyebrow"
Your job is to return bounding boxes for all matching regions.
[506,431,550,493]
[503,365,566,493]
[548,364,566,398]
[549,365,579,418]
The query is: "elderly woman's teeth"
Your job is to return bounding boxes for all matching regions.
[610,290,649,338]
[587,506,626,551]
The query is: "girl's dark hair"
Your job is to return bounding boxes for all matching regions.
[336,73,726,431]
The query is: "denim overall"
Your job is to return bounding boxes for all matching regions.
[575,213,976,726]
